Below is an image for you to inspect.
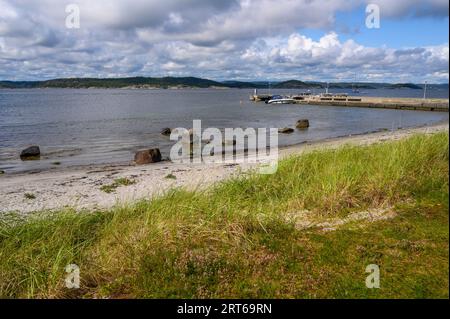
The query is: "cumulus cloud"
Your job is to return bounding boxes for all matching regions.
[242,32,449,82]
[0,0,448,82]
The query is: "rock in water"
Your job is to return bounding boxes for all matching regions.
[0,170,4,175]
[278,127,294,134]
[135,148,162,164]
[161,128,172,136]
[20,146,41,160]
[296,119,310,129]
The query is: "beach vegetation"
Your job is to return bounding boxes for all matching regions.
[100,178,136,193]
[0,133,448,298]
[24,193,36,200]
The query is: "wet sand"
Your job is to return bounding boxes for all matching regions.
[0,122,448,215]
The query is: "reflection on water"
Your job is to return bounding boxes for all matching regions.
[0,88,448,173]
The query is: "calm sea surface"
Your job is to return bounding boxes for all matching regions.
[0,88,448,173]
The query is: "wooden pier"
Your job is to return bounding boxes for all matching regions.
[252,94,449,112]
[301,96,449,112]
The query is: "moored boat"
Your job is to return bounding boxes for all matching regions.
[266,95,296,104]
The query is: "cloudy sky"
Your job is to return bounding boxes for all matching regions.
[0,0,448,82]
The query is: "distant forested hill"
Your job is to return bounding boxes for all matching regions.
[385,83,423,89]
[273,80,322,89]
[0,76,446,90]
[0,77,226,89]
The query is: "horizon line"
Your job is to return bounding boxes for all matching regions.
[1,76,449,85]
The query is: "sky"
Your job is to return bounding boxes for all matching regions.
[0,0,448,83]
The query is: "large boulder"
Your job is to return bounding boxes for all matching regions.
[134,148,162,165]
[296,119,310,129]
[20,146,41,160]
[160,128,172,136]
[278,127,294,134]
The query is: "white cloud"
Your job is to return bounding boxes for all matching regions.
[0,0,448,82]
[242,33,449,82]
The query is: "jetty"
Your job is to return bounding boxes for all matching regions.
[303,95,448,112]
[251,93,449,112]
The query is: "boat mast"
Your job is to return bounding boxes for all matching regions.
[423,81,427,99]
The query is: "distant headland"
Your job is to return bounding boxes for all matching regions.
[0,76,448,90]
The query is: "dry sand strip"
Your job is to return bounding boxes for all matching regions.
[0,122,448,215]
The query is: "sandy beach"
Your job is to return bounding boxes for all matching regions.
[1,122,448,215]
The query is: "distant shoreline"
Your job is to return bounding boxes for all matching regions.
[2,86,449,90]
[1,76,448,90]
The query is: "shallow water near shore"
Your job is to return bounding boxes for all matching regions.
[0,88,448,173]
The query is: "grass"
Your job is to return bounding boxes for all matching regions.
[165,173,177,180]
[100,177,136,193]
[0,132,448,298]
[24,193,36,200]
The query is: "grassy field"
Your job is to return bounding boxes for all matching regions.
[0,132,448,298]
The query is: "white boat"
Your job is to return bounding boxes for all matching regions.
[266,96,296,104]
[267,98,296,104]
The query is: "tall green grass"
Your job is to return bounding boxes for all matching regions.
[0,132,448,298]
